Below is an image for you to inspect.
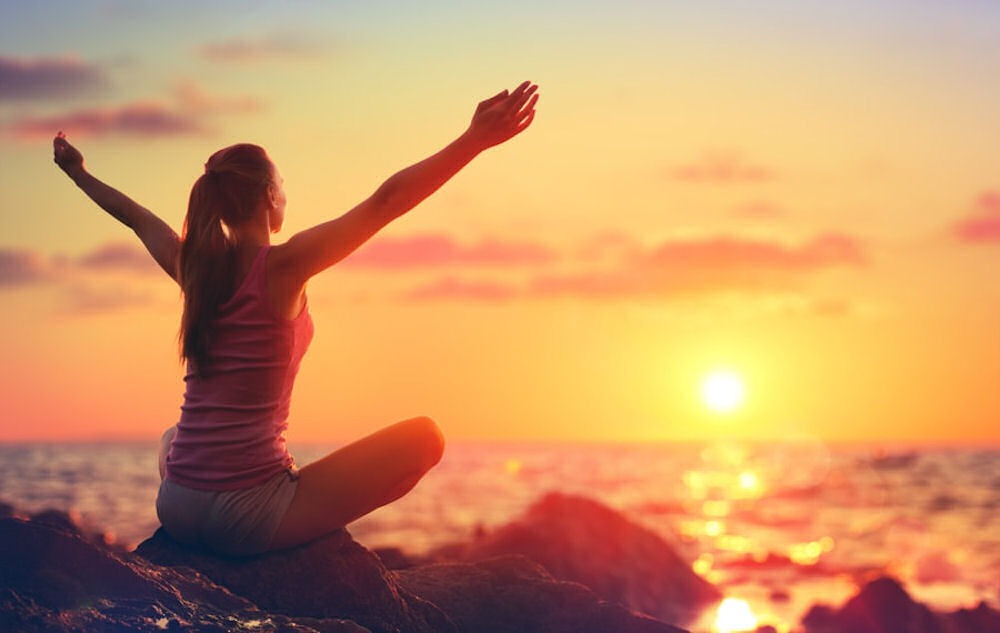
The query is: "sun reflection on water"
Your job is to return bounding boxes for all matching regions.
[714,597,758,633]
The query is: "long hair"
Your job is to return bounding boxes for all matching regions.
[179,143,273,369]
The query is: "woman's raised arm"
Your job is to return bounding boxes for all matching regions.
[53,132,181,282]
[271,81,539,286]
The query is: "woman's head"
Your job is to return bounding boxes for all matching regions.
[198,143,285,232]
[178,143,283,367]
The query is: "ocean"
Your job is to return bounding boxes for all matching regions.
[0,440,997,633]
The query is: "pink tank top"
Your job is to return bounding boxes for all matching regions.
[165,245,314,490]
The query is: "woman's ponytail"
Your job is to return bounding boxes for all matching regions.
[178,144,273,370]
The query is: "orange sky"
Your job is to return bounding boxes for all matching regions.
[2,2,1000,444]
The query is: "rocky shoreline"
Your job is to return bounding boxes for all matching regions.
[1,493,997,632]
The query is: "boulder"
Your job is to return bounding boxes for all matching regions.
[428,491,720,626]
[137,527,455,633]
[1,498,698,633]
[944,601,1000,633]
[397,554,687,633]
[0,514,366,632]
[801,576,1000,633]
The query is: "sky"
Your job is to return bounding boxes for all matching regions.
[1,0,1000,445]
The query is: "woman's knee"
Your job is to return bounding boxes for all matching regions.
[406,416,445,470]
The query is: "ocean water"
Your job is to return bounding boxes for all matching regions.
[0,440,997,633]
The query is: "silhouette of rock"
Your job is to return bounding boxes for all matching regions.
[397,554,686,633]
[373,546,414,570]
[801,576,1000,633]
[0,513,366,632]
[428,492,720,626]
[0,499,694,633]
[137,527,455,633]
[945,601,1000,633]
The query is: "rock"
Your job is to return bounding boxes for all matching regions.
[802,576,942,633]
[944,601,1000,633]
[373,546,414,570]
[0,515,367,632]
[28,508,82,534]
[801,576,1000,633]
[28,506,125,552]
[428,491,720,626]
[1,497,700,633]
[396,554,687,633]
[137,527,456,633]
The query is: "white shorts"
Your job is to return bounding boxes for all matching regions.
[156,468,299,557]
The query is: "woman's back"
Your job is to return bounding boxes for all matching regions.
[166,245,314,491]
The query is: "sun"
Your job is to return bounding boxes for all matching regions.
[700,369,746,414]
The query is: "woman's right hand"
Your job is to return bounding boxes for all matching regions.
[464,81,539,151]
[53,131,85,177]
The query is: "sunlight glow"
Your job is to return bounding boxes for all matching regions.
[737,470,759,491]
[692,553,714,576]
[715,598,758,633]
[789,537,835,566]
[701,370,746,414]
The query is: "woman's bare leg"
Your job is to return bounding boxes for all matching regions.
[158,425,177,480]
[269,416,445,550]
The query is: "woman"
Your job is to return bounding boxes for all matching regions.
[53,81,539,556]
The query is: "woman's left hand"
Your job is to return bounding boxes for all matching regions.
[464,81,539,151]
[53,131,84,177]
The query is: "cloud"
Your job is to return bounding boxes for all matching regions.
[9,101,202,139]
[549,233,865,298]
[953,192,1000,243]
[0,55,109,101]
[6,80,261,140]
[198,33,326,63]
[671,154,774,183]
[1,242,163,286]
[0,249,54,286]
[76,242,161,274]
[345,233,557,268]
[394,232,867,305]
[1,243,167,315]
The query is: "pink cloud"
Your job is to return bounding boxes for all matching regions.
[953,192,1000,243]
[1,242,164,288]
[7,80,262,140]
[9,101,202,139]
[0,55,108,101]
[198,34,325,63]
[671,154,774,183]
[527,233,866,300]
[76,242,160,274]
[0,249,53,286]
[345,234,557,268]
[396,232,867,304]
[0,243,165,316]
